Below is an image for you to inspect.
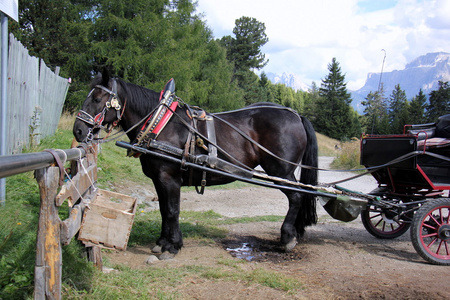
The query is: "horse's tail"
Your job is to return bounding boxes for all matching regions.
[296,116,318,235]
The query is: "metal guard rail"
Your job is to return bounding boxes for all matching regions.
[0,146,87,179]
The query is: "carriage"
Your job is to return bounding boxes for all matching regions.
[358,121,450,265]
[74,74,450,265]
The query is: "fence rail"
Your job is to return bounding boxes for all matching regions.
[0,147,86,178]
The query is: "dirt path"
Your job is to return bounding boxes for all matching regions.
[107,157,450,299]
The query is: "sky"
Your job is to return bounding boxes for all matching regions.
[195,0,450,90]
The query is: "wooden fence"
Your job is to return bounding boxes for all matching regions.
[5,33,70,154]
[0,144,102,300]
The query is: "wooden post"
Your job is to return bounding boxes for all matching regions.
[34,167,62,300]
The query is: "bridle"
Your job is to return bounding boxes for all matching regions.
[76,79,126,142]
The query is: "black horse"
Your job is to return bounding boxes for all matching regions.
[73,73,318,259]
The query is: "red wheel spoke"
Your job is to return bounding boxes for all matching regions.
[436,240,446,255]
[422,232,438,238]
[429,213,441,226]
[423,223,437,230]
[444,242,449,256]
[369,213,382,220]
[423,222,437,230]
[426,237,438,248]
[374,218,383,228]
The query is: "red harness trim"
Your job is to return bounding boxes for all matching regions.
[140,90,178,137]
[152,101,178,135]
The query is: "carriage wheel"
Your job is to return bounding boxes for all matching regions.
[411,198,450,265]
[361,203,411,239]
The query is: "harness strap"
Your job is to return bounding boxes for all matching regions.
[187,109,218,194]
[206,116,218,168]
[44,149,66,186]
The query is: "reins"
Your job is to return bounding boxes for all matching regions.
[82,82,436,188]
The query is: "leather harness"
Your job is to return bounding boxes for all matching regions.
[131,92,218,194]
[183,105,218,194]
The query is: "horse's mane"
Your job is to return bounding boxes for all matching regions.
[118,79,160,113]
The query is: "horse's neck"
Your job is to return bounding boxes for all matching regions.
[121,86,160,139]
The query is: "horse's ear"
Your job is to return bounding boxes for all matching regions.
[101,68,110,87]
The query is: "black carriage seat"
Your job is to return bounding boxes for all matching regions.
[415,115,450,187]
[407,123,436,140]
[408,114,450,140]
[411,115,450,150]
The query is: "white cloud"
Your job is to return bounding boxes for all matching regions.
[196,0,450,90]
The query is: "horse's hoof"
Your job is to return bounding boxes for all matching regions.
[159,251,176,260]
[283,239,297,252]
[151,245,162,254]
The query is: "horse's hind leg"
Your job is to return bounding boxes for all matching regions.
[280,189,304,251]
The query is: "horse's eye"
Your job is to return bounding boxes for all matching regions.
[94,97,101,103]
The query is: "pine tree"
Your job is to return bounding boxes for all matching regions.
[11,0,247,112]
[316,58,359,139]
[219,16,269,105]
[362,84,389,134]
[388,84,409,133]
[409,89,427,124]
[426,81,450,122]
[221,16,269,71]
[303,82,321,123]
[10,0,93,74]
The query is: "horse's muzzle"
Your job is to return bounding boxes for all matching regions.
[73,120,90,142]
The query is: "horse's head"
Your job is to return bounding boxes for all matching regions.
[73,72,125,142]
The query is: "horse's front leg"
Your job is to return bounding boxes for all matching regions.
[152,172,183,259]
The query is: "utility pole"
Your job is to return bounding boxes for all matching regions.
[0,1,19,206]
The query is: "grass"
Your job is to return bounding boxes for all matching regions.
[63,263,302,299]
[316,132,339,157]
[331,137,364,170]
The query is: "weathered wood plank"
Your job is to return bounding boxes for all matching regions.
[55,164,97,207]
[60,202,85,246]
[86,246,103,270]
[34,167,62,300]
[7,34,70,155]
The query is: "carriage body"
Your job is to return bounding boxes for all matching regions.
[360,126,450,265]
[361,133,450,194]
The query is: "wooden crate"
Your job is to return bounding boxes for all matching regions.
[78,189,137,250]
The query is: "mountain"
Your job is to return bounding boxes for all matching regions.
[266,72,309,91]
[351,52,450,113]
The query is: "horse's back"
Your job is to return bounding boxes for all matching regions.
[211,103,308,171]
